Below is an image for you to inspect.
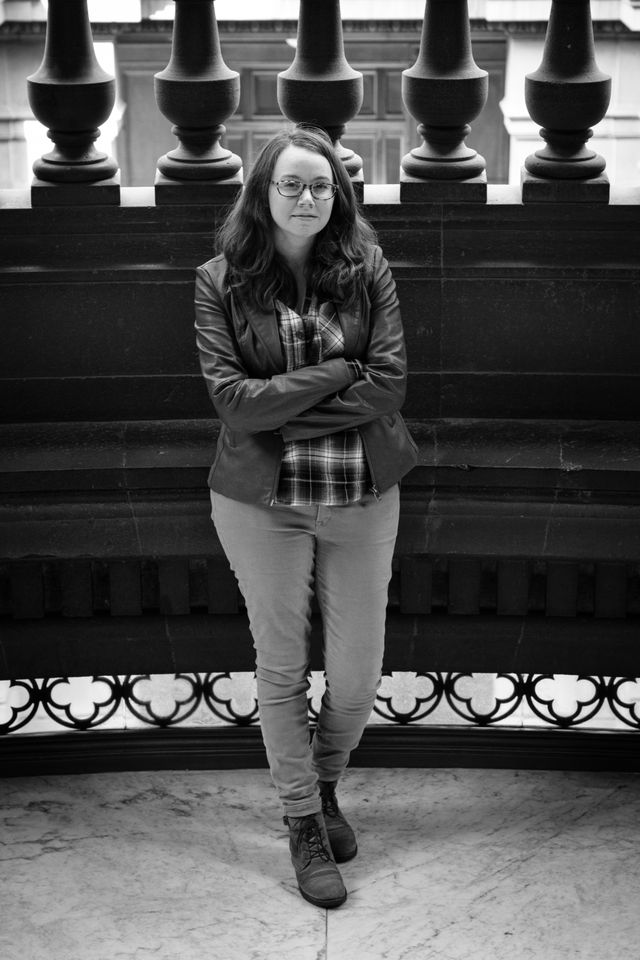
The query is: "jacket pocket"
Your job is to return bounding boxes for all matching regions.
[397,412,419,455]
[211,422,229,472]
[361,413,418,490]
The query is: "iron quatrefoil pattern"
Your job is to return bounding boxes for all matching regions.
[1,672,639,736]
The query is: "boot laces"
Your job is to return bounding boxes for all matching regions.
[320,786,339,820]
[301,817,331,862]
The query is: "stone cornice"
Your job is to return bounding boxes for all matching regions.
[0,18,637,40]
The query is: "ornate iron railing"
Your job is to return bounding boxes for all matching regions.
[2,672,639,735]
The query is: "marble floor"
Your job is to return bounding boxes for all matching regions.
[1,766,639,960]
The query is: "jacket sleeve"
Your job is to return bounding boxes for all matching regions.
[279,247,408,442]
[194,265,358,434]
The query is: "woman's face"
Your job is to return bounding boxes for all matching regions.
[268,144,336,250]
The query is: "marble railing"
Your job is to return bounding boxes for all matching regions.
[1,0,639,774]
[26,0,614,204]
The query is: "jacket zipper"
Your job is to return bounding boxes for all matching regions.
[269,440,283,506]
[359,430,381,501]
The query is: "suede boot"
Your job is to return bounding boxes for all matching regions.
[284,811,347,908]
[319,780,358,863]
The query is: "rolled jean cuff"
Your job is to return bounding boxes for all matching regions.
[283,798,323,819]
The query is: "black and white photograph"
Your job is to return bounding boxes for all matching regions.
[1,1,639,957]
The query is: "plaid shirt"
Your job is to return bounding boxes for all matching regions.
[275,296,369,505]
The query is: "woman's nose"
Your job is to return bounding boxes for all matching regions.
[296,185,315,205]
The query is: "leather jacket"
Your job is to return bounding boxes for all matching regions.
[194,244,418,505]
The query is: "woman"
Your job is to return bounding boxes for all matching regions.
[194,126,417,909]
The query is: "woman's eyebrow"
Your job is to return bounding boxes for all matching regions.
[278,174,332,181]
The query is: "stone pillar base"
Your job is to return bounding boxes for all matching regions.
[521,170,610,204]
[30,175,121,207]
[154,172,243,206]
[400,171,487,204]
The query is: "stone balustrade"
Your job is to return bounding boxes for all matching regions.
[523,0,612,201]
[23,0,619,204]
[401,0,488,202]
[153,0,242,203]
[278,0,364,190]
[26,0,120,204]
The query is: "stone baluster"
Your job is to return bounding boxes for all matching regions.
[400,0,488,202]
[277,0,364,192]
[26,0,119,205]
[523,0,611,202]
[154,0,242,204]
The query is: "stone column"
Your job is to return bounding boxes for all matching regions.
[154,0,242,204]
[277,0,364,194]
[400,0,488,203]
[26,0,120,205]
[522,0,611,202]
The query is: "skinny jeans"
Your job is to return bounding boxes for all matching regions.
[210,485,400,818]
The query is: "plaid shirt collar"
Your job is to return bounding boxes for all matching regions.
[275,296,344,371]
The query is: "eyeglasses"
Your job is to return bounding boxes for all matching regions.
[270,178,338,201]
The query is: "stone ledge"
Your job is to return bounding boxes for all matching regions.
[1,725,639,778]
[0,418,637,487]
[0,419,638,564]
[1,612,639,677]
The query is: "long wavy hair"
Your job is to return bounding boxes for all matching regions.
[216,126,376,310]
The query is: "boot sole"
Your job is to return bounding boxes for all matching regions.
[299,885,347,909]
